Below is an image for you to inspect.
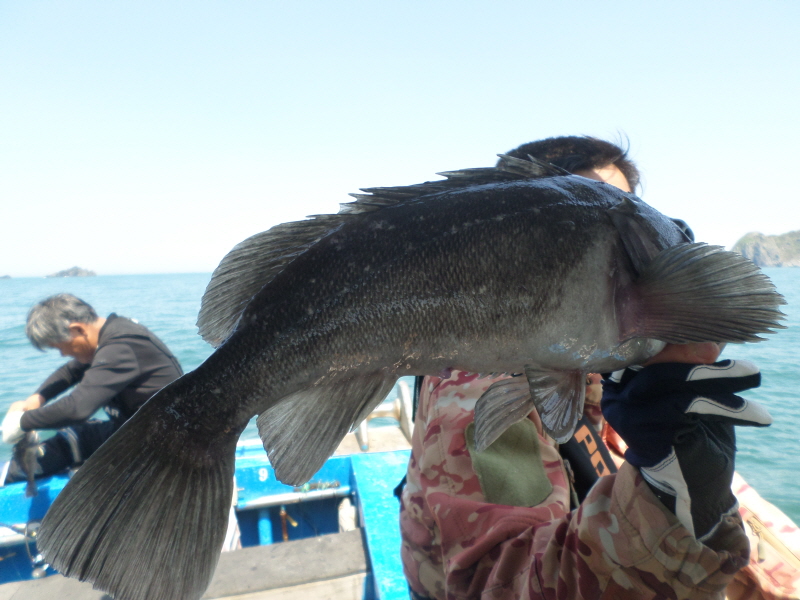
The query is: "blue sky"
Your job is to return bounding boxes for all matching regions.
[1,1,797,277]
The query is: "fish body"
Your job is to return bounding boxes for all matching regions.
[37,156,786,600]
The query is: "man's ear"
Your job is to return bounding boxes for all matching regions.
[68,323,88,338]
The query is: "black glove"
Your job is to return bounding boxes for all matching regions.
[602,359,771,541]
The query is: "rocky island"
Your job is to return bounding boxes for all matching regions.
[732,230,800,267]
[46,266,97,278]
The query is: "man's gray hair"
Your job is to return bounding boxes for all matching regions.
[26,294,99,351]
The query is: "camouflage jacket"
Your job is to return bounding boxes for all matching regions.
[399,370,750,600]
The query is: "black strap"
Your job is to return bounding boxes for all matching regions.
[394,475,407,501]
[412,375,425,422]
[558,414,617,503]
[397,377,425,503]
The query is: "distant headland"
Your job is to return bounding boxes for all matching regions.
[732,230,800,267]
[46,266,97,278]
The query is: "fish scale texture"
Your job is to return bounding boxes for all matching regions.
[231,180,607,382]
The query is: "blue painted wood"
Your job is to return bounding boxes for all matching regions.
[0,443,413,597]
[351,451,410,600]
[234,443,352,509]
[258,508,274,545]
[0,475,69,524]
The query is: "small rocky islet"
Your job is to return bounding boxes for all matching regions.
[45,266,97,278]
[733,230,800,267]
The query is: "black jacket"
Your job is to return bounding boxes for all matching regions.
[21,314,183,430]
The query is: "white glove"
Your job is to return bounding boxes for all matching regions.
[2,410,25,444]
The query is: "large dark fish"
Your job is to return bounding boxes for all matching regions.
[37,156,785,600]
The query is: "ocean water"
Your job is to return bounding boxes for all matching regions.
[0,270,797,523]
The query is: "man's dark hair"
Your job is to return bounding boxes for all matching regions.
[499,136,640,191]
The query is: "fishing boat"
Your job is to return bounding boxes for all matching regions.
[0,383,416,600]
[2,378,799,599]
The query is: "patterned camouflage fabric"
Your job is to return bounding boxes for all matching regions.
[400,371,750,599]
[726,473,800,600]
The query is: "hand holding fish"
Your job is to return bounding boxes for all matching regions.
[4,394,44,444]
[9,393,45,413]
[602,344,772,545]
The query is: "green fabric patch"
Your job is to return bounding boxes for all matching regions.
[465,419,553,507]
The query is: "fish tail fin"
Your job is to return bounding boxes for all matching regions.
[625,243,787,343]
[37,397,239,600]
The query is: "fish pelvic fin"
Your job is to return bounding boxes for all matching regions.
[623,243,787,343]
[37,400,240,600]
[258,372,397,485]
[473,369,585,449]
[473,375,535,452]
[527,367,586,444]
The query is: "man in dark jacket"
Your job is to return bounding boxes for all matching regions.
[2,293,183,482]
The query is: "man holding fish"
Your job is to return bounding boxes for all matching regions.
[400,137,774,599]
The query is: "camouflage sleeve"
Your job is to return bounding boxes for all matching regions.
[400,371,748,600]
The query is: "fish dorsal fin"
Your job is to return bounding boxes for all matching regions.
[525,367,586,444]
[257,372,396,485]
[496,154,571,178]
[198,155,567,346]
[346,155,566,210]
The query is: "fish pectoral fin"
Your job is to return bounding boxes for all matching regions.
[627,243,787,343]
[525,367,585,444]
[258,372,397,486]
[473,375,535,452]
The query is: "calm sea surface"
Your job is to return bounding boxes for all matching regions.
[0,270,798,522]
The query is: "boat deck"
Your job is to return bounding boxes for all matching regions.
[0,528,368,600]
